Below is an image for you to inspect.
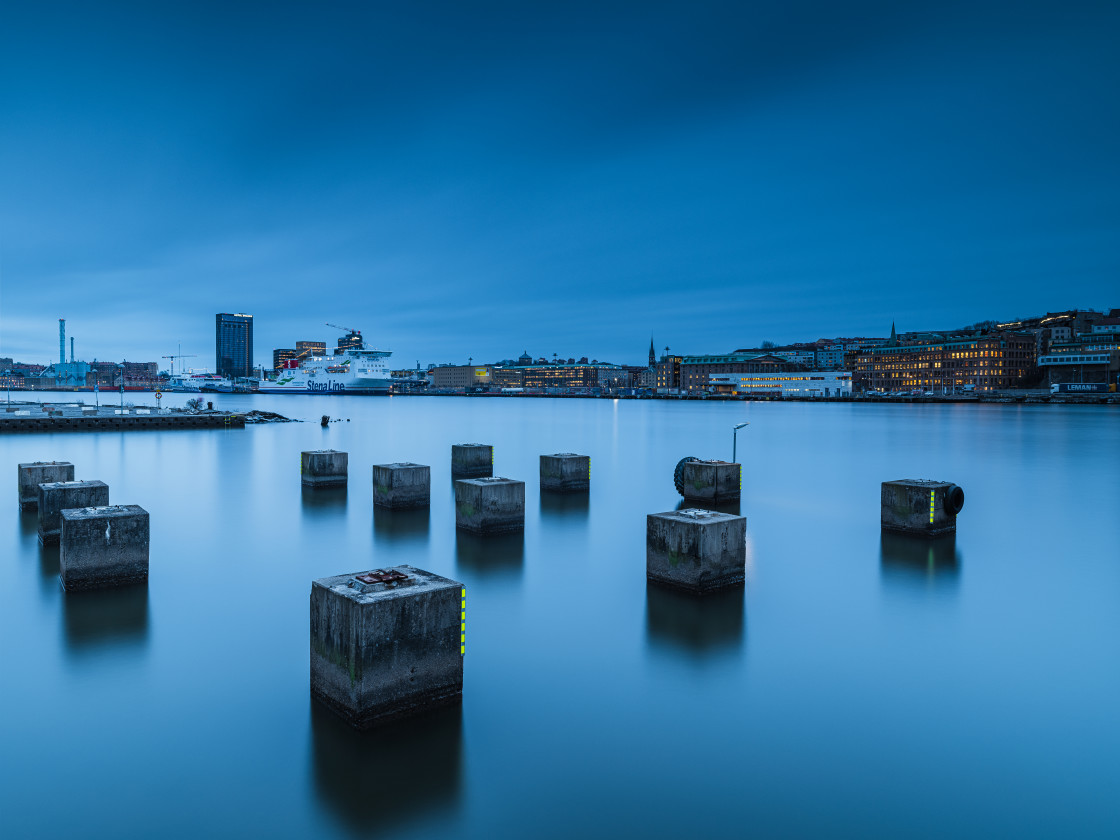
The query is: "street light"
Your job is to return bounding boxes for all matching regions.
[92,368,99,408]
[117,364,125,408]
[3,370,10,407]
[732,421,749,462]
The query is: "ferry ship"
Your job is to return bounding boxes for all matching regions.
[256,344,392,395]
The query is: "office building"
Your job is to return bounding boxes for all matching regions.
[273,349,298,371]
[296,341,327,357]
[216,313,254,379]
[851,331,1036,392]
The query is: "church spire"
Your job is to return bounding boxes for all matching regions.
[648,337,656,367]
[888,321,897,346]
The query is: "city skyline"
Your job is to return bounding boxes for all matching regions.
[2,2,1119,365]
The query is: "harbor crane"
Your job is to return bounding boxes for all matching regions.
[162,350,197,376]
[326,323,361,336]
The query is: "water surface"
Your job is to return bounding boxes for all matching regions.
[2,395,1117,838]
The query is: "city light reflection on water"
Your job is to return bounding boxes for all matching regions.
[1,395,1117,839]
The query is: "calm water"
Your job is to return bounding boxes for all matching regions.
[1,394,1117,839]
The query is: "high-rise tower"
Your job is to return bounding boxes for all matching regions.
[215,313,254,378]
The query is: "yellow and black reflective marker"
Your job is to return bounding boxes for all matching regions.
[929,490,935,525]
[460,587,466,655]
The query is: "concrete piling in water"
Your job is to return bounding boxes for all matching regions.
[540,453,590,493]
[675,458,741,505]
[454,477,525,534]
[310,565,464,729]
[17,461,75,511]
[373,463,431,510]
[59,505,149,591]
[880,479,965,538]
[451,443,493,478]
[37,480,109,544]
[302,450,348,488]
[646,508,747,593]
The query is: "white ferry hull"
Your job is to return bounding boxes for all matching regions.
[256,379,391,395]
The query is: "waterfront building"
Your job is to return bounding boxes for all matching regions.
[851,331,1036,392]
[655,354,682,390]
[296,341,326,357]
[1038,335,1120,388]
[273,348,298,371]
[215,313,254,379]
[492,367,524,388]
[710,370,853,397]
[679,353,804,393]
[522,362,625,391]
[429,364,494,390]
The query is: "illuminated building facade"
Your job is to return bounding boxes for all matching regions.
[680,353,804,393]
[1038,337,1120,388]
[522,363,624,390]
[851,332,1036,392]
[273,348,298,371]
[296,341,327,357]
[710,371,852,397]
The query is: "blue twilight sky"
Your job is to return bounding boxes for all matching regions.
[1,1,1118,370]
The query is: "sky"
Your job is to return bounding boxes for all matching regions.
[1,0,1118,370]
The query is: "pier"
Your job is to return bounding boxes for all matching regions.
[0,404,245,432]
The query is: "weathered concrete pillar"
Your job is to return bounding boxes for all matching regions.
[302,450,348,488]
[373,463,431,510]
[38,480,109,544]
[310,565,464,728]
[451,443,493,478]
[454,477,525,534]
[678,459,741,504]
[540,453,590,493]
[646,508,746,593]
[881,479,965,538]
[17,461,75,511]
[60,505,150,591]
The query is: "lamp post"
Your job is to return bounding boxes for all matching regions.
[732,421,749,462]
[3,370,10,407]
[92,368,99,408]
[117,364,125,408]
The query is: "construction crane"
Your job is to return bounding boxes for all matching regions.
[326,323,361,336]
[162,349,197,376]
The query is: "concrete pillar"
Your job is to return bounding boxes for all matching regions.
[302,450,348,488]
[38,480,109,544]
[310,565,464,728]
[881,479,965,538]
[454,477,525,534]
[678,459,741,504]
[373,463,431,510]
[59,505,149,591]
[646,508,746,593]
[540,453,590,493]
[17,461,74,511]
[451,443,493,478]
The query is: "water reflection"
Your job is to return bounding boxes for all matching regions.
[372,506,430,546]
[645,582,745,657]
[19,510,38,539]
[455,531,524,577]
[301,485,348,518]
[39,543,60,585]
[674,498,741,516]
[62,585,150,655]
[310,701,463,836]
[880,533,962,593]
[540,491,590,519]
